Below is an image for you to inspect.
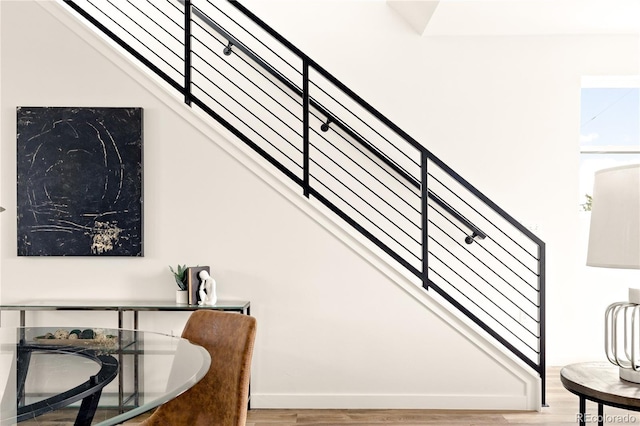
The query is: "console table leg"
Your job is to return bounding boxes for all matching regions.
[579,396,586,426]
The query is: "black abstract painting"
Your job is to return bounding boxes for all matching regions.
[17,107,143,256]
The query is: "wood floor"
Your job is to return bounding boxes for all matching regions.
[19,366,639,425]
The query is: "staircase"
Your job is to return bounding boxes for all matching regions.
[60,0,546,405]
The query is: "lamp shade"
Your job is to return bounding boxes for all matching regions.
[587,164,640,269]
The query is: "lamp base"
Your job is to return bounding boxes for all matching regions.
[629,288,640,304]
[620,367,640,384]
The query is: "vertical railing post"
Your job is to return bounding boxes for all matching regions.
[184,0,192,106]
[302,60,310,198]
[538,242,547,406]
[421,150,429,290]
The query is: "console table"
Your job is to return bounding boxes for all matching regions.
[561,362,640,426]
[0,300,251,328]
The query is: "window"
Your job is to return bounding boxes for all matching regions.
[579,77,640,211]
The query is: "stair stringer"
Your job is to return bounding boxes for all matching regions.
[39,0,542,411]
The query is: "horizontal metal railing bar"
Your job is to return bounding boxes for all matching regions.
[429,207,540,307]
[153,0,185,30]
[428,155,545,249]
[321,116,420,191]
[85,0,184,78]
[190,93,304,186]
[309,79,420,170]
[484,235,539,276]
[427,277,540,372]
[430,197,542,284]
[191,19,304,119]
[63,0,185,96]
[195,4,421,191]
[429,203,481,248]
[310,188,423,277]
[428,172,541,265]
[315,117,420,197]
[429,205,540,298]
[190,77,303,171]
[194,88,302,176]
[476,237,540,291]
[125,0,184,48]
[190,50,304,143]
[203,0,301,78]
[164,0,184,15]
[311,128,421,216]
[192,5,298,97]
[428,216,540,315]
[310,167,421,258]
[310,146,421,241]
[427,190,486,241]
[429,247,540,349]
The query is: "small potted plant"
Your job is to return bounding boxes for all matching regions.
[170,264,188,304]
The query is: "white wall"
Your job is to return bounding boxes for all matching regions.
[0,0,638,409]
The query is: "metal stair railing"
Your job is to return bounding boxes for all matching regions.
[61,0,546,405]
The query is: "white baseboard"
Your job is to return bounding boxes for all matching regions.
[251,393,530,410]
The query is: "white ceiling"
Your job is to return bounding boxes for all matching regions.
[388,0,640,36]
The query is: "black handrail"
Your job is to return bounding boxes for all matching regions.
[427,190,486,244]
[61,0,546,405]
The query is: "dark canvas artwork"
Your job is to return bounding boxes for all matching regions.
[17,107,143,256]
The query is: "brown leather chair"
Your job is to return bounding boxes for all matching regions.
[138,310,256,426]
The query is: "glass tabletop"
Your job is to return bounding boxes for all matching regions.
[0,326,210,426]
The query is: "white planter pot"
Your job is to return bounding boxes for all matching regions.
[176,290,188,304]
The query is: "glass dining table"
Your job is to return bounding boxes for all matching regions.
[0,326,210,426]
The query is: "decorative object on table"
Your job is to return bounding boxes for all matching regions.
[16,107,143,256]
[175,289,188,304]
[185,266,210,305]
[33,328,118,348]
[587,164,640,382]
[198,270,217,306]
[170,264,189,303]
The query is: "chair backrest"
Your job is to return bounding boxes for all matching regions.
[141,310,257,426]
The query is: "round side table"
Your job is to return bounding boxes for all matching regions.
[561,362,640,426]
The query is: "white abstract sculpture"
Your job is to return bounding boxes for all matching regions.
[198,270,217,306]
